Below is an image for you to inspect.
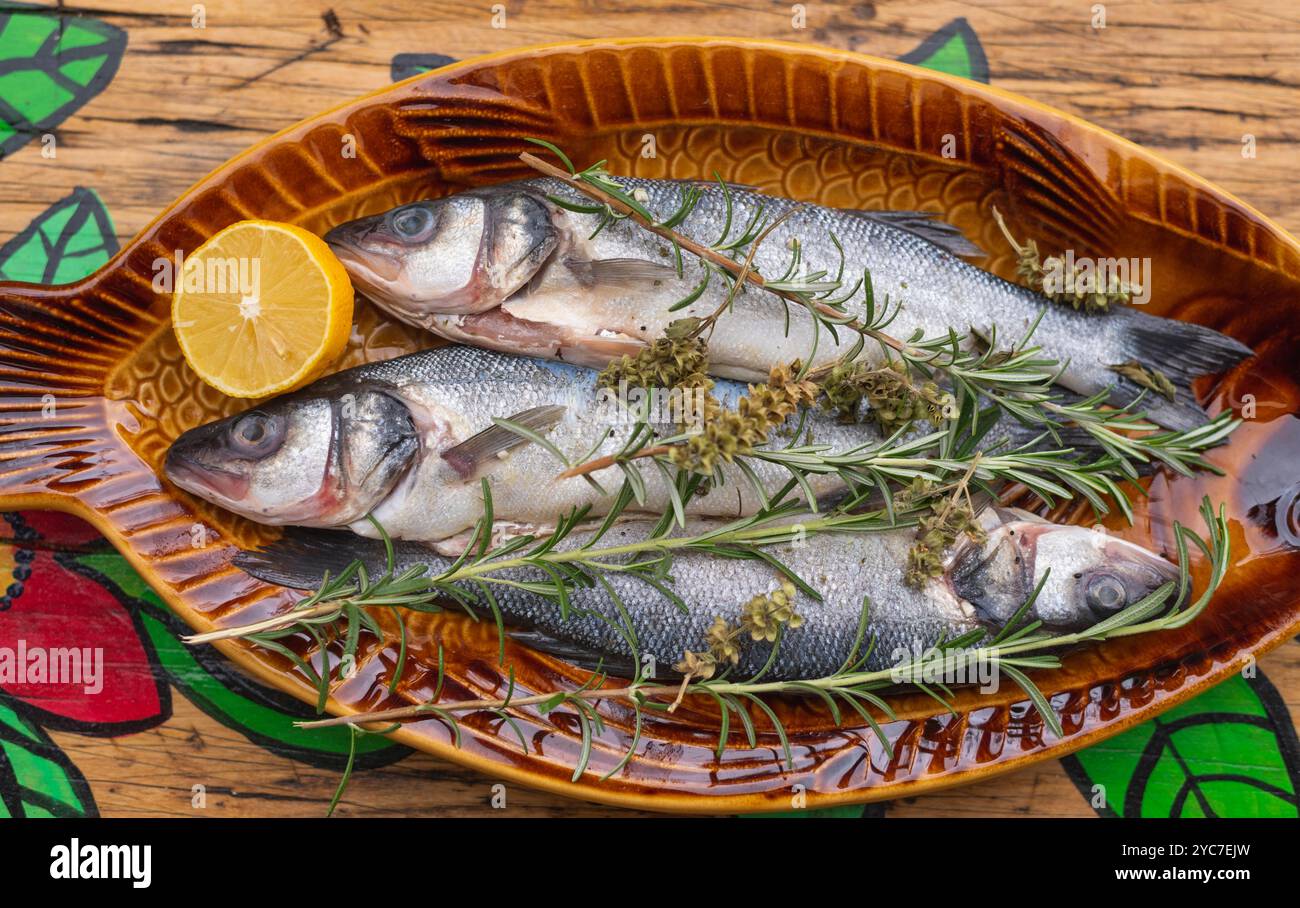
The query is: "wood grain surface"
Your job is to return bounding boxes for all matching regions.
[3,0,1298,817]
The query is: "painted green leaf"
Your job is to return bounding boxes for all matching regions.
[75,552,409,769]
[899,17,990,83]
[0,698,96,818]
[0,186,117,284]
[0,6,126,159]
[1063,672,1300,817]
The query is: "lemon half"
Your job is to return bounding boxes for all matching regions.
[172,220,353,398]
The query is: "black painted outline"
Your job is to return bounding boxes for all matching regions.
[0,699,97,818]
[0,551,173,738]
[389,52,457,83]
[0,186,117,284]
[0,4,127,160]
[898,17,990,85]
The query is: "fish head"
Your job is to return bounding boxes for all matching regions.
[164,385,418,526]
[949,507,1179,632]
[324,187,559,321]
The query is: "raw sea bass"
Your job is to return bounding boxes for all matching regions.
[237,508,1179,680]
[325,177,1252,432]
[164,345,872,548]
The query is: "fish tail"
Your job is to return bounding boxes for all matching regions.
[234,529,412,589]
[1105,307,1253,431]
[0,275,156,509]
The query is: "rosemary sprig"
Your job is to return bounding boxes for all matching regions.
[193,474,1227,781]
[521,144,845,322]
[521,144,1101,419]
[557,366,1231,524]
[521,143,954,375]
[189,489,931,648]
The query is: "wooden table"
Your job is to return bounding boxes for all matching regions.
[1,0,1297,818]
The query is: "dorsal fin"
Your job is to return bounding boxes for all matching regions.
[505,629,649,680]
[842,209,984,258]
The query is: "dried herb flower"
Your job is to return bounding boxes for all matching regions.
[991,208,1133,314]
[673,649,718,681]
[740,580,804,643]
[705,615,743,666]
[670,362,819,475]
[905,468,987,589]
[597,332,711,392]
[819,359,954,432]
[1108,359,1177,402]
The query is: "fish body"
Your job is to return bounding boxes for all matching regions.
[237,508,1178,681]
[326,177,1252,431]
[165,345,888,547]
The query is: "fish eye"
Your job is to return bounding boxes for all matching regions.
[229,411,282,457]
[389,205,435,241]
[1085,571,1128,616]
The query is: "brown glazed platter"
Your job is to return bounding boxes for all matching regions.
[1,37,1298,814]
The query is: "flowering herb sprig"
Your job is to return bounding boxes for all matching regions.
[990,206,1135,313]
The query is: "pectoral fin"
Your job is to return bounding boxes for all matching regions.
[565,256,680,289]
[234,528,419,590]
[441,404,567,480]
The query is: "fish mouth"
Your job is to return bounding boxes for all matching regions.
[324,221,406,288]
[163,447,250,503]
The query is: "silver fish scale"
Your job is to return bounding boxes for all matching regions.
[530,175,1130,394]
[368,520,979,680]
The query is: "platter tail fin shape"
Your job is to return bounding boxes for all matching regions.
[993,117,1128,255]
[0,271,164,512]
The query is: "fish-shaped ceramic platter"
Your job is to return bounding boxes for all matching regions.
[1,37,1296,813]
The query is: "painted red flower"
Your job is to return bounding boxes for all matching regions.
[0,512,168,734]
